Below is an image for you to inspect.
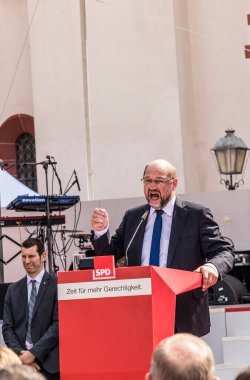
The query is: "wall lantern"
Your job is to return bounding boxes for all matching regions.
[211,129,249,190]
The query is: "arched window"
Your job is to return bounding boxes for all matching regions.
[0,114,37,192]
[16,133,37,192]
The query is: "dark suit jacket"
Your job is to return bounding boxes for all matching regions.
[2,271,59,373]
[93,196,235,336]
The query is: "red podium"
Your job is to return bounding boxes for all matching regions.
[58,259,202,380]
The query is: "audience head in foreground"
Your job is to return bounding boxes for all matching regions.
[0,348,21,370]
[146,333,219,380]
[235,367,250,380]
[0,365,46,380]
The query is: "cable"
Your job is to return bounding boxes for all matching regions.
[90,0,248,54]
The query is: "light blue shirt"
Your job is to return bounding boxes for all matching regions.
[26,269,45,300]
[141,195,176,267]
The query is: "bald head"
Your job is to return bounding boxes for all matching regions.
[143,159,177,179]
[147,334,217,380]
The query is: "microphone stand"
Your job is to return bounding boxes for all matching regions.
[63,170,80,195]
[46,156,63,195]
[42,160,53,274]
[124,210,149,267]
[63,179,77,195]
[124,219,144,267]
[0,161,4,282]
[23,159,59,274]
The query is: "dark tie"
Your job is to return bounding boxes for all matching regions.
[26,280,37,344]
[149,210,164,266]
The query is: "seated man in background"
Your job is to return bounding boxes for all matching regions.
[145,333,219,380]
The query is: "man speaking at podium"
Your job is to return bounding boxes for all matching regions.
[91,159,235,337]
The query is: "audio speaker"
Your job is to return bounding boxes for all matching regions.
[208,275,248,305]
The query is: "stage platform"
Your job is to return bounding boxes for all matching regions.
[203,304,250,380]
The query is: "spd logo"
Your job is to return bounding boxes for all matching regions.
[93,256,116,280]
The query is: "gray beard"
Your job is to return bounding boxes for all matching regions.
[146,194,172,209]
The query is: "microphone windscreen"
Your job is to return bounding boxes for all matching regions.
[141,210,149,221]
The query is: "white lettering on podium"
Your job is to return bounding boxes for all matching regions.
[58,278,152,301]
[95,269,111,277]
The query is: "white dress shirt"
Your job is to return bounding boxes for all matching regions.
[26,269,44,300]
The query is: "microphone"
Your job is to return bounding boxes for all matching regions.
[124,210,149,267]
[0,160,15,169]
[74,170,81,191]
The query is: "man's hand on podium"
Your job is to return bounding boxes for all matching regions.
[194,265,218,291]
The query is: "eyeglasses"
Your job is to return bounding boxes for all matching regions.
[141,177,174,186]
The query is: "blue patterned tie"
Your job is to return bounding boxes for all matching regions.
[149,210,164,266]
[26,280,37,344]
